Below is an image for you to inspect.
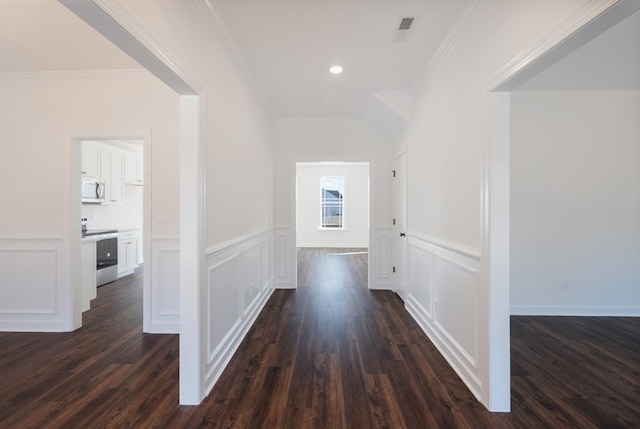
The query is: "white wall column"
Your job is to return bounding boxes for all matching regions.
[179,94,205,404]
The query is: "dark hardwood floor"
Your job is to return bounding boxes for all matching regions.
[0,248,638,428]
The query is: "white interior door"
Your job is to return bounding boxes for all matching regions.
[393,152,407,301]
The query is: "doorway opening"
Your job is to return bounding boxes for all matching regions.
[296,162,370,286]
[74,135,147,328]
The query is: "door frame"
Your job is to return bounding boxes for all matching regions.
[291,158,376,289]
[69,131,150,329]
[392,150,407,301]
[60,0,204,405]
[482,0,637,412]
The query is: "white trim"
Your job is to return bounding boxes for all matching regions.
[60,0,201,95]
[276,117,362,128]
[293,159,376,290]
[202,230,274,396]
[511,306,640,317]
[205,229,272,256]
[404,234,483,401]
[411,0,491,93]
[408,231,481,260]
[297,243,367,249]
[480,92,512,412]
[66,128,152,333]
[196,0,276,120]
[273,227,295,289]
[488,0,622,91]
[146,238,180,334]
[0,69,153,84]
[59,0,207,407]
[179,94,205,405]
[481,0,640,412]
[0,239,67,332]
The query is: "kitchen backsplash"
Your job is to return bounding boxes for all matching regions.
[82,185,143,230]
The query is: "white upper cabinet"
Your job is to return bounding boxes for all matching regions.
[81,142,141,204]
[124,153,144,186]
[100,147,124,205]
[81,142,100,177]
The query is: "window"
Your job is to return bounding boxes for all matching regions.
[320,176,344,228]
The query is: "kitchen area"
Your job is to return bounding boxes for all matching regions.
[80,139,144,313]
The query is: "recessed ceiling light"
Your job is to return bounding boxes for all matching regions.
[329,65,343,74]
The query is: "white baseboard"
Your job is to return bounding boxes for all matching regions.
[511,305,640,317]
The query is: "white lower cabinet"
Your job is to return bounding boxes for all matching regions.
[118,230,140,277]
[81,239,97,312]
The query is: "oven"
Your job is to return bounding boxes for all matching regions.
[96,233,118,286]
[82,228,119,286]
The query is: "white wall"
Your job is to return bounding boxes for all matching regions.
[274,118,392,289]
[510,90,640,315]
[296,163,369,248]
[0,73,179,332]
[399,0,598,411]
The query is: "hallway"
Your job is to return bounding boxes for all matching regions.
[0,249,638,427]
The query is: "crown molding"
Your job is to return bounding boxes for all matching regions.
[411,0,491,94]
[197,0,276,121]
[0,69,153,84]
[275,117,363,128]
[488,0,625,91]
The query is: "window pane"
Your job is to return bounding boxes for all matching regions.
[321,176,344,228]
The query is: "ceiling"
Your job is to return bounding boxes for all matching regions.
[2,0,637,120]
[1,0,473,119]
[207,0,472,118]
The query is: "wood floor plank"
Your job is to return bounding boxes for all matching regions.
[1,250,639,428]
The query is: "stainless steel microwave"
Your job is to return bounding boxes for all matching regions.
[81,177,105,203]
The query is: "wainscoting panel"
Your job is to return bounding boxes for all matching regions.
[203,230,274,396]
[243,242,262,317]
[274,226,295,289]
[0,239,67,332]
[146,239,180,333]
[407,242,432,319]
[372,227,392,289]
[433,255,479,368]
[405,233,482,399]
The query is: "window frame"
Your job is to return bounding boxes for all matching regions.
[319,176,345,229]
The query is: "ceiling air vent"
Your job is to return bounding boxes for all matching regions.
[398,17,415,31]
[393,17,415,42]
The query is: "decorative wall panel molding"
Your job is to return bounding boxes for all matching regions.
[0,239,67,332]
[146,239,180,333]
[372,227,393,289]
[404,233,483,399]
[273,226,295,289]
[203,230,274,395]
